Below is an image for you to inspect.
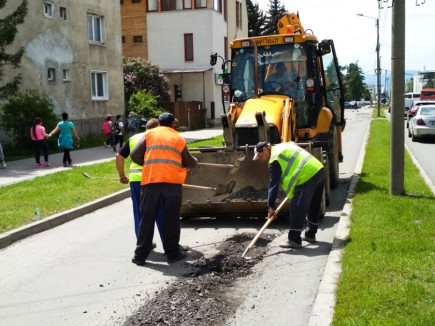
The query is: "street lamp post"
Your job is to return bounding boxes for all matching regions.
[357,13,381,117]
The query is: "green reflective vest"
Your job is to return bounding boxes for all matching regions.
[269,142,324,199]
[128,132,145,182]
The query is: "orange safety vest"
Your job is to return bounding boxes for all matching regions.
[141,126,187,185]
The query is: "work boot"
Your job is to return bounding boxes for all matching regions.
[0,160,6,169]
[279,240,302,249]
[167,251,187,263]
[131,257,146,266]
[302,234,316,243]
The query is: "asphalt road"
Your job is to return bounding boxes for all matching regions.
[0,110,373,326]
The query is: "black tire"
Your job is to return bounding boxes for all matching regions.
[327,123,339,189]
[411,131,418,142]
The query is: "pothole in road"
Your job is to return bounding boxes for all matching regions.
[124,233,275,326]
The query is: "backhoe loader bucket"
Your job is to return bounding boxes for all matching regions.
[180,146,326,219]
[181,148,272,218]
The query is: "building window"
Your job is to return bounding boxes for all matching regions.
[236,1,242,27]
[59,7,67,20]
[63,69,70,81]
[88,15,105,44]
[133,35,143,43]
[184,33,193,61]
[120,0,124,4]
[43,2,54,18]
[132,0,141,3]
[224,0,227,21]
[91,71,108,100]
[147,0,158,11]
[47,68,56,81]
[122,36,125,43]
[213,0,222,12]
[183,0,191,9]
[195,0,206,9]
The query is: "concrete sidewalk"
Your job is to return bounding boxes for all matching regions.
[0,127,223,248]
[0,127,222,188]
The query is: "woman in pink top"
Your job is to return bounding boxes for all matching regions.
[30,117,50,167]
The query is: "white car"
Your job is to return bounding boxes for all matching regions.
[408,105,435,141]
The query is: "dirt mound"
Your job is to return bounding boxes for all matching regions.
[124,233,274,326]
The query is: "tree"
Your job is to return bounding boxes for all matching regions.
[264,0,287,35]
[128,89,164,119]
[0,0,28,100]
[123,57,171,110]
[405,78,413,93]
[424,79,434,88]
[0,91,57,147]
[247,0,266,37]
[344,63,366,101]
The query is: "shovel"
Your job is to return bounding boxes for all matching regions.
[82,172,235,196]
[197,155,246,175]
[241,197,289,258]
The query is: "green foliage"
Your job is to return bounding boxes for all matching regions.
[247,0,266,36]
[264,0,287,35]
[123,57,171,109]
[405,78,414,93]
[0,0,28,99]
[128,89,164,119]
[424,78,434,88]
[0,91,58,147]
[344,62,367,101]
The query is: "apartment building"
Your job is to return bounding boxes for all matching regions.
[3,0,124,121]
[121,0,248,125]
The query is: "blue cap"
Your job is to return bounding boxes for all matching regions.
[158,112,175,124]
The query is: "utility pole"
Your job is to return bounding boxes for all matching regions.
[357,13,381,117]
[390,0,405,195]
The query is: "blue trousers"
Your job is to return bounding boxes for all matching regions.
[288,168,325,243]
[130,181,162,238]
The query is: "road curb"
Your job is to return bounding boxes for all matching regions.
[308,112,371,326]
[0,188,130,250]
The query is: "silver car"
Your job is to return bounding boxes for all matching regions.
[408,105,435,141]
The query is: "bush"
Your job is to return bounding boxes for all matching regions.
[128,89,165,119]
[0,91,58,147]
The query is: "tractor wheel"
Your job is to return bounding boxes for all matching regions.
[327,123,340,188]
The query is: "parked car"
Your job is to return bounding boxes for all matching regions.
[408,105,435,141]
[406,100,435,128]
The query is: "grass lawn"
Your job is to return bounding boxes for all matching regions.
[332,111,435,325]
[0,136,224,233]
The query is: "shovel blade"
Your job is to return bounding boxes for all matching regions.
[215,180,236,196]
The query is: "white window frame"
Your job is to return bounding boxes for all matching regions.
[88,14,105,45]
[90,71,109,101]
[62,69,70,82]
[47,68,56,81]
[43,2,54,19]
[60,6,67,20]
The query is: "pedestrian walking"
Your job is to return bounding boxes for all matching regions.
[111,114,124,152]
[125,111,139,138]
[30,117,50,167]
[137,111,147,133]
[0,140,6,169]
[49,112,80,167]
[253,141,325,248]
[102,114,113,148]
[130,112,197,265]
[115,118,161,240]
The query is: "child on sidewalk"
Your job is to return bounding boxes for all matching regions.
[30,117,51,167]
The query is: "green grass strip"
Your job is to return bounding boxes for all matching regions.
[332,118,435,325]
[0,136,223,233]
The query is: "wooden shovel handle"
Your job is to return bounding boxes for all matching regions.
[182,184,216,191]
[197,162,234,168]
[242,197,289,257]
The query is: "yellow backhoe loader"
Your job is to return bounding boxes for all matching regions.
[181,13,345,218]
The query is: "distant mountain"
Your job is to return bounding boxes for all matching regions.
[363,70,419,93]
